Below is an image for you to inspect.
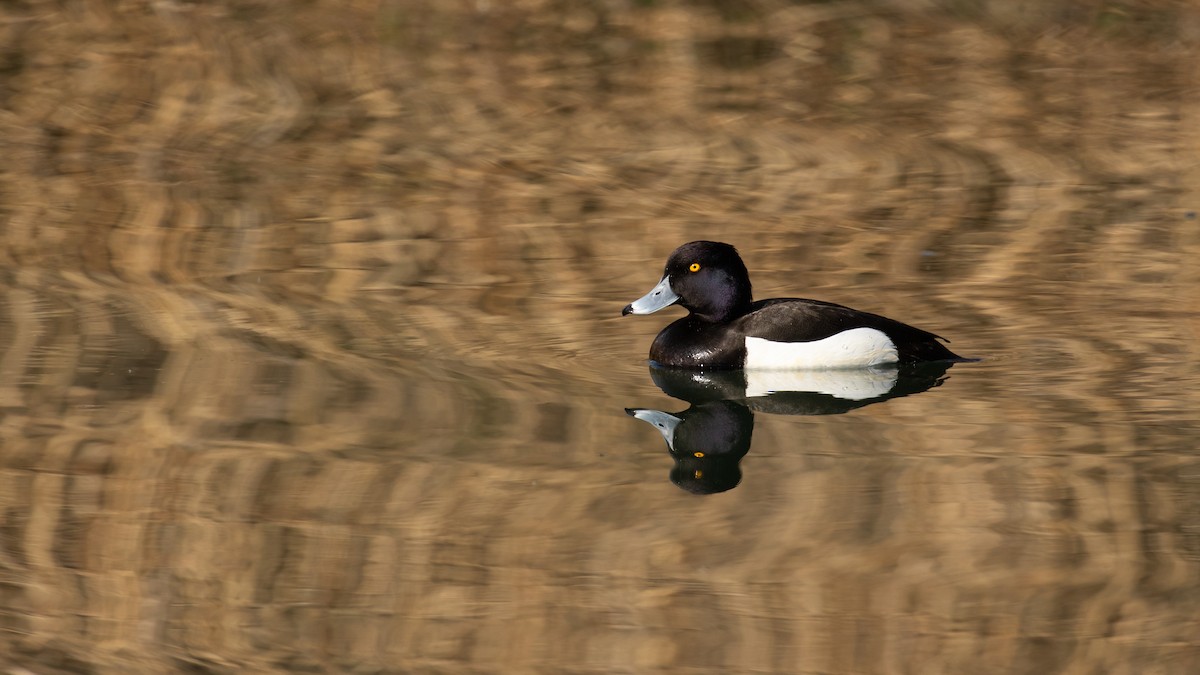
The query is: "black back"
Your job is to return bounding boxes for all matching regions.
[736,298,961,362]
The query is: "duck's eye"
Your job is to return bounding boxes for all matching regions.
[693,451,705,458]
[689,263,701,272]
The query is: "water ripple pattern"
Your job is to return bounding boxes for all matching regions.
[0,2,1198,674]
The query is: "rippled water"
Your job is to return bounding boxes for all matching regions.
[2,1,1200,673]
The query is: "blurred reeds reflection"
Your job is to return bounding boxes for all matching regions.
[0,0,1198,673]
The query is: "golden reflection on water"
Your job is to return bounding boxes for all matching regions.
[1,1,1199,673]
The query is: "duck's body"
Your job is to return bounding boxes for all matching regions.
[623,241,963,369]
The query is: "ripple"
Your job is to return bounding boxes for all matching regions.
[1,2,1199,673]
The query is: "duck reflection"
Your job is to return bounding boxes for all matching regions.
[627,363,953,494]
[627,401,753,494]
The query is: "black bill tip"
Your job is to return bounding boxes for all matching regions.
[621,304,634,316]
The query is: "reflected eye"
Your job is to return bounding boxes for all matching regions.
[693,451,705,458]
[689,263,701,272]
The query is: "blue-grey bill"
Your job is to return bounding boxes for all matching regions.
[625,408,683,449]
[622,276,679,316]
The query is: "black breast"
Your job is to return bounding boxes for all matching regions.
[649,316,747,369]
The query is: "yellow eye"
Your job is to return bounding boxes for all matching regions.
[693,451,705,458]
[689,263,701,272]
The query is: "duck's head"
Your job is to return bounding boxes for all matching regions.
[622,241,753,322]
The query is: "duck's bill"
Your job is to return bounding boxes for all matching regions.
[625,407,683,448]
[622,276,679,316]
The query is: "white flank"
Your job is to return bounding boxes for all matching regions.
[745,366,898,400]
[744,327,899,370]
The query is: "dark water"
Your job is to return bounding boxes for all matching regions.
[2,1,1200,674]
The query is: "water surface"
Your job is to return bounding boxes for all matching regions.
[1,2,1199,674]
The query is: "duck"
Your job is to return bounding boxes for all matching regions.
[622,241,965,369]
